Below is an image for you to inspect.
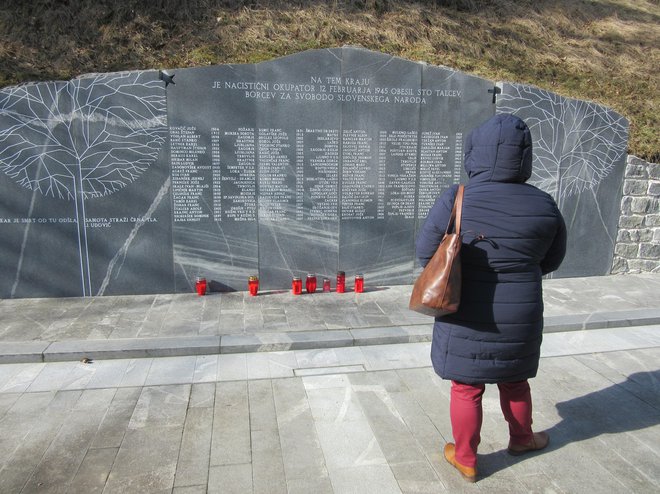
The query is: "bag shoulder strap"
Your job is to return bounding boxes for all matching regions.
[446,185,465,235]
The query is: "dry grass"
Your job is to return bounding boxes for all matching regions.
[0,0,658,160]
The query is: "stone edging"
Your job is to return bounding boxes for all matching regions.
[2,308,659,364]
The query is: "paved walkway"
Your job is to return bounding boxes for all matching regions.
[0,273,659,492]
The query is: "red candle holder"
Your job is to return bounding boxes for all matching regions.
[336,271,346,293]
[195,277,207,296]
[323,278,331,292]
[292,276,302,295]
[306,274,317,294]
[355,274,364,293]
[248,276,259,296]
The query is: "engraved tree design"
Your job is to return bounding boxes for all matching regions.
[497,83,628,200]
[0,71,167,200]
[0,71,167,296]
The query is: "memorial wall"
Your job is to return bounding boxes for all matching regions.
[0,47,629,298]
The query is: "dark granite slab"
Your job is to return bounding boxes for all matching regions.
[0,49,630,298]
[496,82,629,277]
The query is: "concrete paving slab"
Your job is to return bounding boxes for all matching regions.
[21,392,111,493]
[81,359,132,390]
[350,325,433,346]
[103,428,179,493]
[221,329,353,353]
[43,336,221,362]
[0,331,658,492]
[1,390,82,493]
[0,362,43,393]
[102,386,188,492]
[210,381,250,466]
[0,392,20,418]
[208,464,253,494]
[144,355,197,386]
[250,402,287,493]
[389,461,446,494]
[117,358,153,388]
[189,382,215,408]
[360,342,431,371]
[272,377,330,483]
[90,387,142,450]
[294,364,366,377]
[174,407,213,489]
[541,325,660,357]
[68,446,119,493]
[286,476,335,494]
[173,485,207,494]
[246,351,298,380]
[192,355,220,384]
[294,346,366,369]
[217,354,248,381]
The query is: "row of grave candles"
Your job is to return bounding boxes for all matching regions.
[287,272,364,296]
[195,273,364,296]
[252,272,364,296]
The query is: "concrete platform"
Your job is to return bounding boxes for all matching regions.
[1,274,660,363]
[0,274,658,492]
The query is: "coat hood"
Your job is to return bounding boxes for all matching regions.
[464,113,533,183]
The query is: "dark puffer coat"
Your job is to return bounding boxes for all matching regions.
[416,113,567,384]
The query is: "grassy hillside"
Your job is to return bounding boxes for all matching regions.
[0,0,658,161]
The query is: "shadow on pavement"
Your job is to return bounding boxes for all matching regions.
[478,370,660,479]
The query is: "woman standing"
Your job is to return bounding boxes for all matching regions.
[416,113,567,482]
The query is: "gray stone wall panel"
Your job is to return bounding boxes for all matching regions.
[496,82,629,278]
[0,48,642,298]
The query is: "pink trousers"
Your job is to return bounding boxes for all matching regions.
[450,380,534,467]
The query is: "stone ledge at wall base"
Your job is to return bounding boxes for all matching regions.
[611,155,660,275]
[3,307,660,364]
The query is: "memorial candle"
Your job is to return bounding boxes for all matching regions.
[355,274,364,293]
[336,271,346,293]
[292,277,302,295]
[305,274,317,294]
[195,277,207,296]
[323,278,331,292]
[248,276,259,296]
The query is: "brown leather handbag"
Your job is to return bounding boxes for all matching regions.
[409,185,464,317]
